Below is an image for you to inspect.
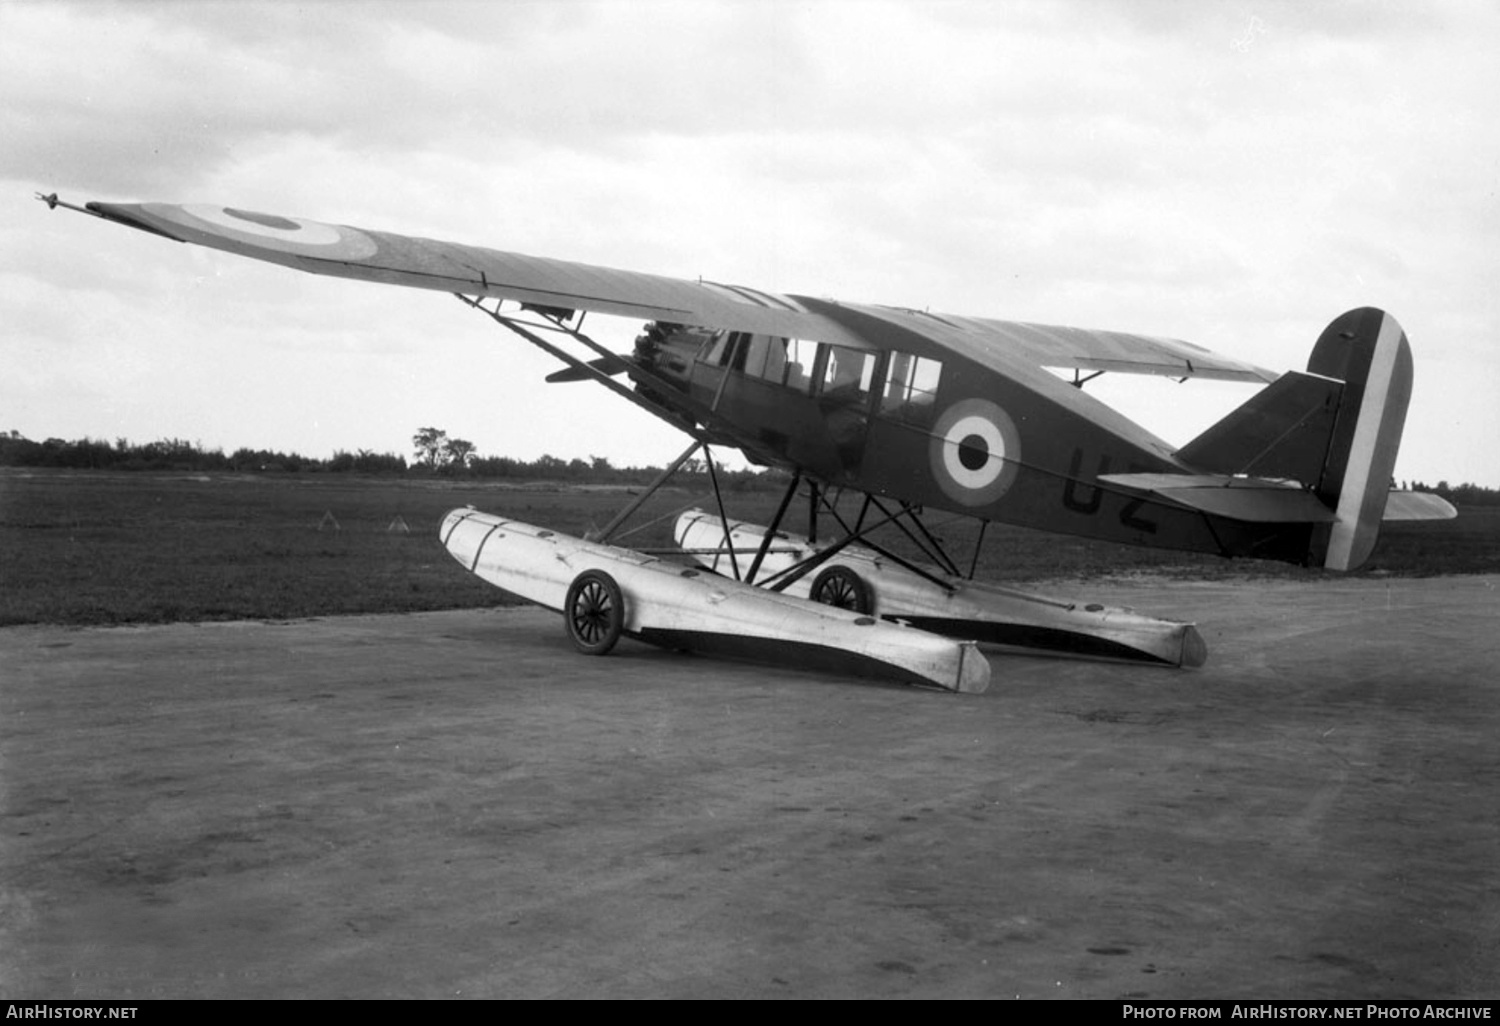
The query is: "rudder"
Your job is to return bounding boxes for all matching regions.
[1305,307,1413,570]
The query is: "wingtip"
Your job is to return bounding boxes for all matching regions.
[35,192,104,219]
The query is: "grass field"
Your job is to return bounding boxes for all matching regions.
[2,468,1495,627]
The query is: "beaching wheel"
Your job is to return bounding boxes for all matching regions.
[810,566,872,615]
[564,569,624,655]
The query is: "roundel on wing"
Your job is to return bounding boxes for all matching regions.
[928,397,1021,507]
[158,203,380,261]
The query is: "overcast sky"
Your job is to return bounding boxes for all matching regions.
[3,0,1496,486]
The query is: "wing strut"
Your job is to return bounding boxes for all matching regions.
[453,294,716,445]
[455,293,793,468]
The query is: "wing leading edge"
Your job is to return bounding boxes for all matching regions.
[78,200,873,349]
[55,195,1274,383]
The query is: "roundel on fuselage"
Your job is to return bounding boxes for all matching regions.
[928,397,1021,507]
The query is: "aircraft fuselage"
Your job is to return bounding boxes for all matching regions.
[629,300,1311,564]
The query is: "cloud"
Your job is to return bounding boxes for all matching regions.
[3,0,1496,486]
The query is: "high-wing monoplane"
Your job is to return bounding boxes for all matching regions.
[41,194,1455,692]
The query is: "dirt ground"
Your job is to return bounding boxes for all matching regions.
[2,576,1497,999]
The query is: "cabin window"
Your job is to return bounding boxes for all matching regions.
[783,338,816,393]
[740,334,779,379]
[880,351,942,423]
[737,335,818,393]
[819,345,876,402]
[702,331,827,395]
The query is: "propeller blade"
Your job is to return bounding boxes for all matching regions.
[545,354,630,384]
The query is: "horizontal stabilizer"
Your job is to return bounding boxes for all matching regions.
[1102,473,1456,527]
[1381,491,1458,521]
[1099,473,1336,523]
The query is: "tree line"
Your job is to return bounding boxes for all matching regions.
[1405,480,1500,508]
[0,429,783,490]
[3,430,1496,503]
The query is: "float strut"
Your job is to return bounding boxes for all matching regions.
[592,441,703,544]
[703,449,740,581]
[745,470,801,586]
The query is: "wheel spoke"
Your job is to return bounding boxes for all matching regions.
[575,584,611,641]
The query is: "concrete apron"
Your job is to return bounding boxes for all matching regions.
[2,576,1497,999]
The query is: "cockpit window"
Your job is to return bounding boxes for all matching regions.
[708,332,871,400]
[732,335,818,393]
[740,334,778,379]
[700,329,733,367]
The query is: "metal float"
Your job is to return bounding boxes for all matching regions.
[674,509,1207,667]
[441,508,990,693]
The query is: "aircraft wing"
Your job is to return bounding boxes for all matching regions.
[50,196,1275,382]
[65,199,876,349]
[889,309,1277,384]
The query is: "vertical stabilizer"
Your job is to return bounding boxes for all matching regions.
[1166,308,1440,569]
[1306,308,1413,570]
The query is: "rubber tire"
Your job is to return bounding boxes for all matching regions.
[809,565,872,615]
[564,569,625,656]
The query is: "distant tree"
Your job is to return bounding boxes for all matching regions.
[412,427,448,470]
[0,431,42,465]
[442,437,477,472]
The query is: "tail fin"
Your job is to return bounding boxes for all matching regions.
[1177,308,1442,571]
[1176,369,1342,485]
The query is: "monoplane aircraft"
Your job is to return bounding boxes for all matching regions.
[41,194,1455,692]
